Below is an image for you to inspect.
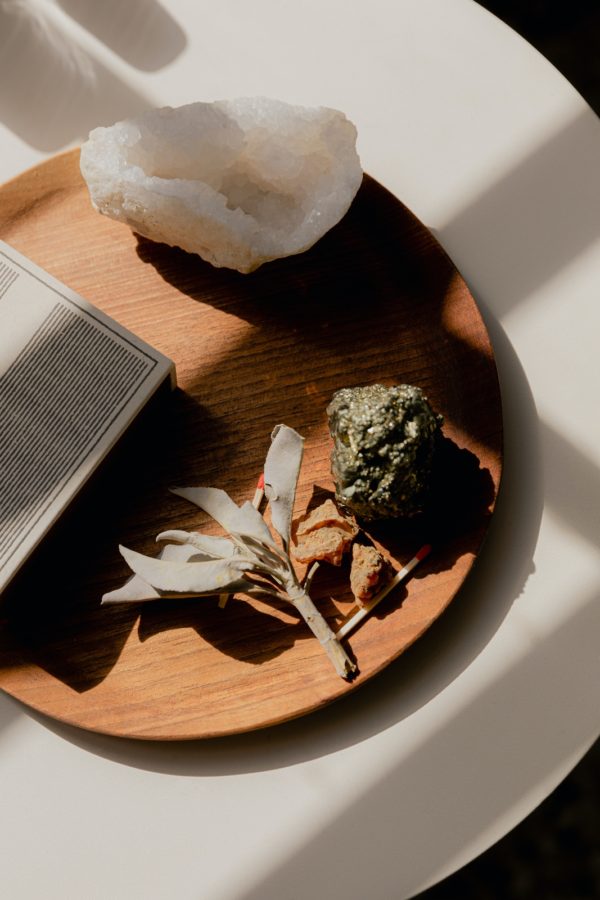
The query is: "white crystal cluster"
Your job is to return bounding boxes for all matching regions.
[80,98,363,273]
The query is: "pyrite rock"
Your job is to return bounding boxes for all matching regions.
[327,384,443,519]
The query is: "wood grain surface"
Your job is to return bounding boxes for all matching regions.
[0,150,502,739]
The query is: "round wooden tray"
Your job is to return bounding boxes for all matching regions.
[0,151,502,739]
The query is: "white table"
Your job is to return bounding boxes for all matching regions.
[1,2,599,897]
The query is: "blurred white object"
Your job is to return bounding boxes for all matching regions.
[0,0,153,152]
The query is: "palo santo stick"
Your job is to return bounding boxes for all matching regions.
[336,544,431,640]
[219,474,265,609]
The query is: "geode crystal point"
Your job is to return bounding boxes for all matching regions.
[80,97,362,274]
[327,384,443,519]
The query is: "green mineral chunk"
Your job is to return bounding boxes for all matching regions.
[327,384,443,519]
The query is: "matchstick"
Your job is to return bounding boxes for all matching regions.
[252,472,265,510]
[336,544,431,640]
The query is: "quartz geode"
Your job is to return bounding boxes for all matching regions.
[80,97,362,274]
[327,384,443,519]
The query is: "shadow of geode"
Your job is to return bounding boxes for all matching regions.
[133,175,441,337]
[365,437,496,558]
[295,435,495,583]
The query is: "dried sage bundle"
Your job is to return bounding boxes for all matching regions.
[103,425,356,679]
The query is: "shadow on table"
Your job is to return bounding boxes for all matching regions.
[417,733,600,899]
[541,421,600,552]
[0,0,182,151]
[55,0,186,71]
[0,692,20,736]
[435,108,600,318]
[233,586,600,900]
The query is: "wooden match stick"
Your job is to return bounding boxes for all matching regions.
[252,472,265,510]
[335,544,432,640]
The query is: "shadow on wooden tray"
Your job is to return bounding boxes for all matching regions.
[133,172,503,476]
[367,437,497,572]
[137,594,314,666]
[0,387,227,692]
[134,176,447,334]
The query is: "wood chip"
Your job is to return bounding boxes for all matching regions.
[349,543,390,606]
[296,498,358,537]
[292,525,355,566]
[292,498,358,565]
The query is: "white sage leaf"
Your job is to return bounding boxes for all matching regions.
[156,529,235,558]
[232,532,286,567]
[172,486,275,546]
[119,544,254,594]
[236,500,277,546]
[263,424,304,547]
[102,543,206,604]
[163,543,211,562]
[102,574,161,604]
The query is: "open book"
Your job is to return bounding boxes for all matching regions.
[0,240,176,593]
